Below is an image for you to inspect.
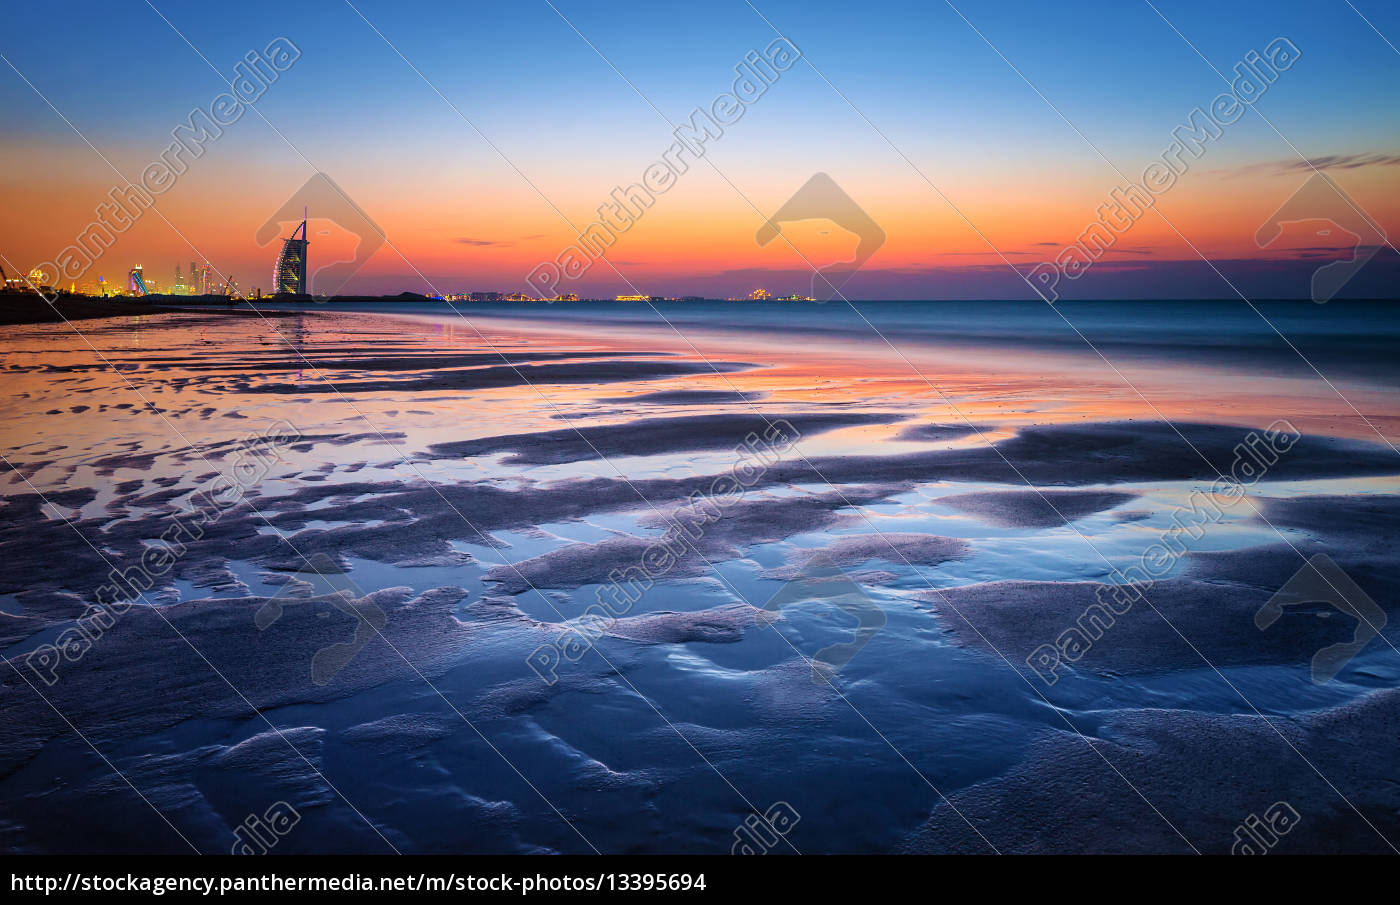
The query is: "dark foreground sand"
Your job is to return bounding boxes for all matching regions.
[3,306,1400,854]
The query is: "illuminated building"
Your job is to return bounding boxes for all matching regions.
[748,288,771,300]
[128,265,149,296]
[0,263,18,291]
[274,216,309,295]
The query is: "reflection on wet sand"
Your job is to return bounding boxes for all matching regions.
[2,302,1399,854]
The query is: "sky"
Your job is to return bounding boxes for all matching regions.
[2,0,1398,299]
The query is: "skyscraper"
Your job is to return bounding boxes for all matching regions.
[274,215,309,295]
[128,265,148,296]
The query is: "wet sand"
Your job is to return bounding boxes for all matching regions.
[2,302,1399,854]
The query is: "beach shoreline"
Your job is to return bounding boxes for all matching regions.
[0,294,302,326]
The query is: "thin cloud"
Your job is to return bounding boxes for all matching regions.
[1215,151,1400,178]
[1023,244,1156,257]
[928,250,1036,257]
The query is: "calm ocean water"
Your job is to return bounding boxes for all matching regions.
[263,298,1400,381]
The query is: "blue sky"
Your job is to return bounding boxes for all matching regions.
[3,0,1397,297]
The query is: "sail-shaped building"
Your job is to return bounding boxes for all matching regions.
[274,216,309,295]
